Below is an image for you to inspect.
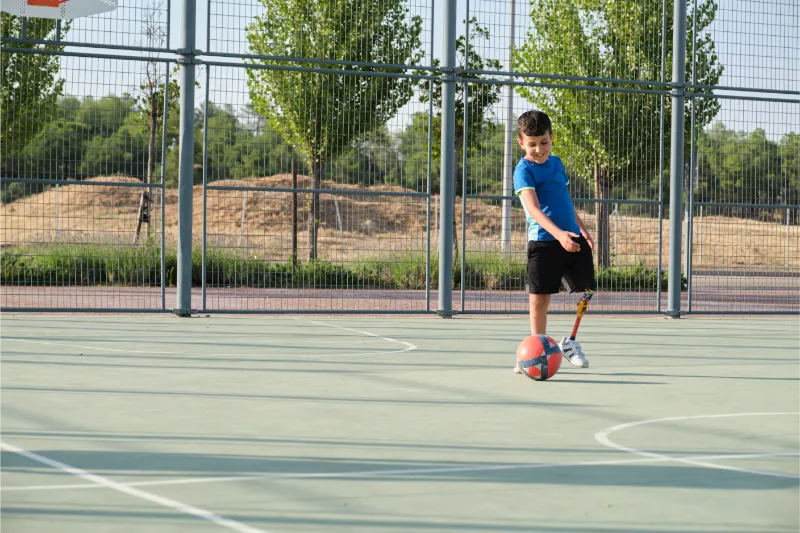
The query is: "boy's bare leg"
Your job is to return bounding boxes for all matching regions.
[529,294,551,335]
[515,294,551,373]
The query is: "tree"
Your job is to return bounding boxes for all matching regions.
[330,126,401,186]
[1,95,138,203]
[19,120,92,179]
[513,0,723,267]
[389,112,518,195]
[76,95,137,138]
[196,102,302,181]
[79,117,150,179]
[387,112,437,191]
[778,132,799,214]
[133,1,179,241]
[245,0,423,260]
[1,14,69,169]
[414,19,503,263]
[697,124,799,221]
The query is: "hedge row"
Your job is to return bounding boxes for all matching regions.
[1,244,686,291]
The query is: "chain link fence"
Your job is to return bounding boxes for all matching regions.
[2,0,797,314]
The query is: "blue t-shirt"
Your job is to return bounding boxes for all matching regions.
[513,155,580,242]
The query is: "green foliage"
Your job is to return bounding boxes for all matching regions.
[201,103,301,182]
[779,132,800,205]
[134,64,179,134]
[245,0,423,260]
[453,256,685,291]
[18,120,93,177]
[1,244,163,286]
[4,95,143,183]
[74,95,138,138]
[698,123,799,211]
[512,0,723,183]
[245,0,423,171]
[387,112,438,191]
[1,14,70,159]
[698,124,773,204]
[2,244,683,292]
[328,126,403,186]
[79,118,151,179]
[2,88,794,219]
[413,19,504,160]
[595,263,686,292]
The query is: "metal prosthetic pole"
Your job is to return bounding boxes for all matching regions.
[569,290,595,341]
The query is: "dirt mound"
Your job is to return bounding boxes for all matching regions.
[2,174,796,268]
[1,174,518,250]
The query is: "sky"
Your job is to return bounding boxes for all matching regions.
[51,0,800,140]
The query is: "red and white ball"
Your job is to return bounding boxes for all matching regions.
[516,334,563,381]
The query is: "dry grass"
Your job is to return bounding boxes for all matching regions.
[2,174,798,268]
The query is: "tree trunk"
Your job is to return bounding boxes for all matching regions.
[452,143,460,267]
[291,157,298,267]
[134,110,156,243]
[594,162,611,268]
[307,159,322,261]
[452,125,465,268]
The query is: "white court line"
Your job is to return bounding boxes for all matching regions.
[0,441,269,533]
[4,338,151,354]
[3,329,388,346]
[3,319,418,360]
[595,412,800,480]
[2,336,411,360]
[302,319,418,357]
[4,451,797,493]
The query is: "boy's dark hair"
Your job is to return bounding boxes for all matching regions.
[517,110,552,137]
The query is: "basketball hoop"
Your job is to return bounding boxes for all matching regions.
[1,0,118,19]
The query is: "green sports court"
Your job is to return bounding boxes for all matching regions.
[2,0,799,530]
[2,314,797,532]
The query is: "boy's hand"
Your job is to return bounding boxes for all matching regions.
[581,229,594,250]
[558,231,581,252]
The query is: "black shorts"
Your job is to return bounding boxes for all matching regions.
[527,235,597,294]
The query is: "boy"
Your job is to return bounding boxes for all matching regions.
[512,110,597,372]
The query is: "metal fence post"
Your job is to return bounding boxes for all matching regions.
[438,0,457,318]
[425,1,435,312]
[657,0,668,313]
[686,0,699,313]
[460,6,469,312]
[176,0,198,317]
[667,0,687,318]
[201,65,210,312]
[501,0,516,253]
[685,147,695,312]
[160,62,171,311]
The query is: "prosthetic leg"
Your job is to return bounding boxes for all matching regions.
[558,290,595,368]
[568,289,594,341]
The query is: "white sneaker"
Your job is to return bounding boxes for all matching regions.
[560,336,589,368]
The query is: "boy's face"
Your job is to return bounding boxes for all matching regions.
[518,130,553,164]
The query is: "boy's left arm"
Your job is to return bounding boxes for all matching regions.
[573,208,594,250]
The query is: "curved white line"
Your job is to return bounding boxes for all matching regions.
[595,412,800,480]
[304,319,418,357]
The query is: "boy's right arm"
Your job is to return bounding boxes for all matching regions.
[518,189,581,252]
